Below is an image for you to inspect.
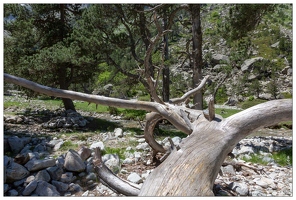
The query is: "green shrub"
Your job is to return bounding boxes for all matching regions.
[248,96,255,101]
[215,86,228,104]
[107,106,120,115]
[121,109,147,120]
[281,92,292,99]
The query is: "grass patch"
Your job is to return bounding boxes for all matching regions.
[238,99,268,109]
[215,108,242,118]
[121,109,147,120]
[74,101,110,113]
[272,148,292,166]
[4,100,30,109]
[241,154,269,165]
[60,141,78,151]
[102,147,126,160]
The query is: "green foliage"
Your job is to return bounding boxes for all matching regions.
[281,92,292,99]
[248,79,262,98]
[229,37,253,65]
[74,102,109,113]
[215,86,228,104]
[60,141,78,151]
[272,148,292,166]
[220,4,275,41]
[121,109,147,120]
[266,75,279,99]
[102,147,126,160]
[241,154,269,165]
[239,99,267,109]
[107,106,121,115]
[157,127,187,139]
[215,108,242,118]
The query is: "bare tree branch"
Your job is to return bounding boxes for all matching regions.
[92,147,140,196]
[170,75,209,104]
[4,73,193,134]
[144,112,166,156]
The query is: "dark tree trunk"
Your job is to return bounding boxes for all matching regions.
[190,4,203,110]
[58,66,76,111]
[162,10,170,102]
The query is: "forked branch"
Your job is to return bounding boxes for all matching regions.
[169,75,209,104]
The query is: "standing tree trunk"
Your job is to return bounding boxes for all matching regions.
[162,8,170,102]
[4,73,292,196]
[58,66,76,111]
[190,4,203,110]
[58,4,76,111]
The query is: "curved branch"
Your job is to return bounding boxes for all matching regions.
[223,99,292,141]
[144,112,166,155]
[92,147,140,196]
[169,75,209,104]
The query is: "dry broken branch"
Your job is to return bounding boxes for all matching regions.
[92,147,141,196]
[169,75,209,104]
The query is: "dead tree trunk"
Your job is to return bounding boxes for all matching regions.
[4,73,292,196]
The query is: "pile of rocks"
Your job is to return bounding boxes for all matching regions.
[4,109,89,129]
[3,128,153,196]
[4,129,292,196]
[215,135,292,196]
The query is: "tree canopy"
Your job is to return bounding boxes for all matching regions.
[4,4,280,110]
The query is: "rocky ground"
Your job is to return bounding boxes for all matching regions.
[3,97,293,197]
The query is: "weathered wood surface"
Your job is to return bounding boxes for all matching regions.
[92,147,140,196]
[4,73,292,196]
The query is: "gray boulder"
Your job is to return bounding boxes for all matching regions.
[64,149,86,172]
[22,180,38,196]
[211,54,230,65]
[78,146,92,161]
[5,160,30,183]
[127,172,143,184]
[8,136,31,154]
[102,154,121,174]
[90,141,105,151]
[35,169,51,182]
[25,158,56,172]
[46,166,63,181]
[51,180,69,192]
[228,182,249,196]
[241,57,264,72]
[34,180,60,196]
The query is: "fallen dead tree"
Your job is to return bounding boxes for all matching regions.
[4,73,292,196]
